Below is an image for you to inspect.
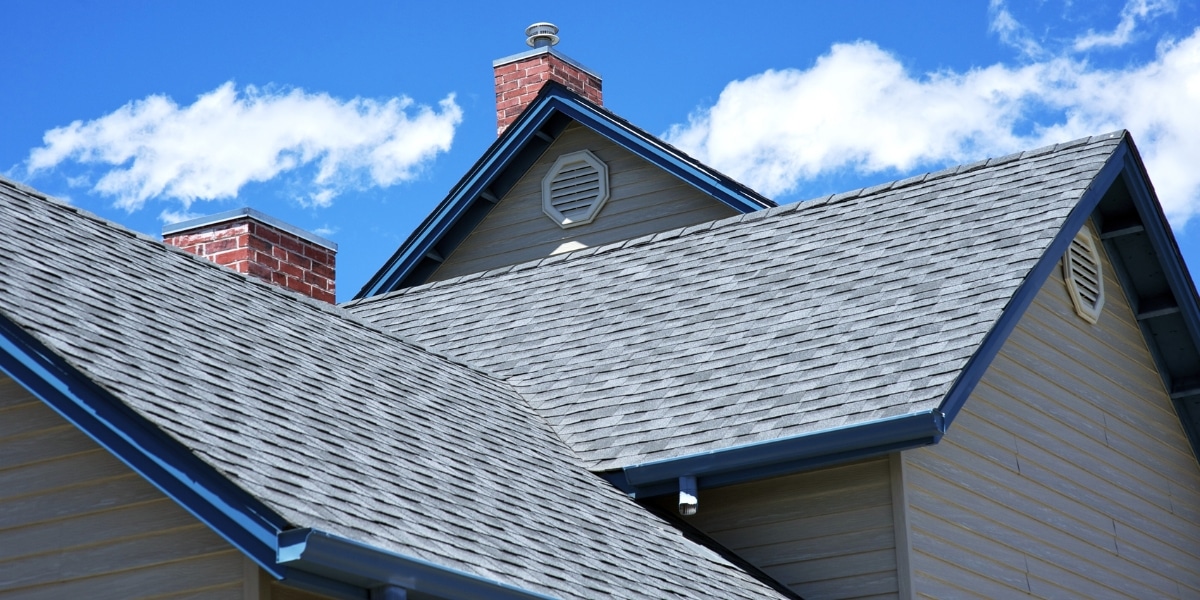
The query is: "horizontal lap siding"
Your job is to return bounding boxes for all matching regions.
[676,458,899,599]
[905,232,1200,599]
[429,123,738,281]
[0,376,246,599]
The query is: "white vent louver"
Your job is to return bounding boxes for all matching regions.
[1063,229,1105,324]
[542,150,609,229]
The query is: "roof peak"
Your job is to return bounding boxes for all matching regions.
[346,131,1127,308]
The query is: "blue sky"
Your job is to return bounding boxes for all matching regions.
[5,0,1200,300]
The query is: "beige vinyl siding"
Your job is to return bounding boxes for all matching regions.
[672,457,901,599]
[904,226,1200,598]
[429,123,738,281]
[0,375,249,599]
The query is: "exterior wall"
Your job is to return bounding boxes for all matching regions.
[0,375,250,599]
[673,457,903,599]
[429,123,738,281]
[903,230,1200,598]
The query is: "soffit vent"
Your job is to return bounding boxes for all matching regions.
[1063,229,1105,324]
[542,150,609,228]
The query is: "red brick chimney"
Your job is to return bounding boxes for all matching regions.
[163,208,337,303]
[494,22,602,135]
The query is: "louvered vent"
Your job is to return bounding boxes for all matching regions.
[542,150,609,228]
[1063,229,1105,323]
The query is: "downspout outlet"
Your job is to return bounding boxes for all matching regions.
[678,475,698,516]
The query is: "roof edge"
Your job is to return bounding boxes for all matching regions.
[936,133,1131,424]
[605,411,945,498]
[278,528,557,600]
[0,309,290,577]
[354,82,773,299]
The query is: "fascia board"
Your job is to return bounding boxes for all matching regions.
[607,411,945,498]
[547,98,773,213]
[1117,147,1200,460]
[278,528,557,600]
[354,98,553,299]
[607,138,1134,499]
[354,87,773,300]
[1120,151,1200,347]
[0,313,289,577]
[936,139,1131,424]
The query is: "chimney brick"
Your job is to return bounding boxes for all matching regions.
[493,49,602,136]
[163,208,337,304]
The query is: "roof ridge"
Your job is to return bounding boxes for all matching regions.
[545,81,777,208]
[0,176,515,391]
[346,130,1127,307]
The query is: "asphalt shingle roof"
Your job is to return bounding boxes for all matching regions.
[347,132,1126,472]
[0,177,790,599]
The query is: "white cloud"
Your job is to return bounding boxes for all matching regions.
[665,28,1200,225]
[159,209,202,225]
[26,83,463,212]
[989,0,1046,58]
[1074,0,1176,51]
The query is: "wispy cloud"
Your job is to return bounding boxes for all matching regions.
[1074,0,1175,51]
[665,27,1200,226]
[26,82,463,212]
[989,0,1046,58]
[159,209,202,225]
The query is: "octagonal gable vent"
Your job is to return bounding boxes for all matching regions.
[1063,228,1105,324]
[542,150,609,228]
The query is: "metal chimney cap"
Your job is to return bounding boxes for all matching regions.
[525,22,560,48]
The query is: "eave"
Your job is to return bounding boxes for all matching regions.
[354,82,775,299]
[603,133,1200,499]
[0,310,556,600]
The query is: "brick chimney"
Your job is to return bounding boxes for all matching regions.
[163,208,337,303]
[494,22,602,135]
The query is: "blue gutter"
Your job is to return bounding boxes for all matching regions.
[355,84,773,299]
[605,411,945,498]
[0,311,289,576]
[278,529,558,600]
[606,137,1134,499]
[0,312,565,599]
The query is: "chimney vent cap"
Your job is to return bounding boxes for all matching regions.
[525,22,560,48]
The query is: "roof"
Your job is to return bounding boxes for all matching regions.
[0,176,793,599]
[356,81,776,297]
[345,132,1138,479]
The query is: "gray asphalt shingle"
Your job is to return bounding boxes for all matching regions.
[0,177,789,599]
[347,132,1126,472]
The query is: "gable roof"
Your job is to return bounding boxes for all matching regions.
[0,177,794,599]
[356,81,776,298]
[346,131,1200,497]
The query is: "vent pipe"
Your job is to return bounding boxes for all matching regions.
[525,22,559,48]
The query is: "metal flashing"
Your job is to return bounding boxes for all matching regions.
[492,46,601,80]
[0,312,290,577]
[162,207,338,251]
[278,529,557,600]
